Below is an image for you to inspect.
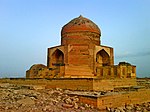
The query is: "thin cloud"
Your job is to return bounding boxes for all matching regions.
[116,51,150,58]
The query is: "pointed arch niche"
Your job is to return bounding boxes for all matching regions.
[96,49,110,66]
[51,49,64,65]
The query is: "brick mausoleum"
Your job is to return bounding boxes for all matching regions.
[26,15,136,90]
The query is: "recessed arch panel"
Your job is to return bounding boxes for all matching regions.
[96,49,110,66]
[51,49,64,65]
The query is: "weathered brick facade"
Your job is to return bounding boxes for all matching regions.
[26,15,136,89]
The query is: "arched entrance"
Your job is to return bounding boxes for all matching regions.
[51,49,64,77]
[52,49,64,65]
[96,49,110,66]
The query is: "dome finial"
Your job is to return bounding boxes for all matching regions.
[79,15,83,18]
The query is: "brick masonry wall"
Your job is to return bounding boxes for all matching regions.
[93,78,137,91]
[0,78,137,91]
[97,89,150,109]
[45,79,93,90]
[0,78,94,91]
[79,96,98,107]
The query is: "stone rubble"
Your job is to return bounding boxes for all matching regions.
[0,83,99,112]
[106,102,150,112]
[0,83,150,112]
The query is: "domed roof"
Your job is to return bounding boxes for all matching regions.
[30,64,47,70]
[61,15,101,35]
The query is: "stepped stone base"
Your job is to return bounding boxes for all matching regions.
[0,78,137,91]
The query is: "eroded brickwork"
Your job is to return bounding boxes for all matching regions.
[26,15,136,89]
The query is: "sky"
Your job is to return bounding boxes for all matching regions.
[0,0,150,78]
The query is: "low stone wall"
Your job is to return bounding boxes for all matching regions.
[77,89,150,110]
[79,96,98,107]
[137,79,150,89]
[97,89,150,109]
[0,78,137,91]
[45,78,93,90]
[0,78,94,90]
[93,78,137,91]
